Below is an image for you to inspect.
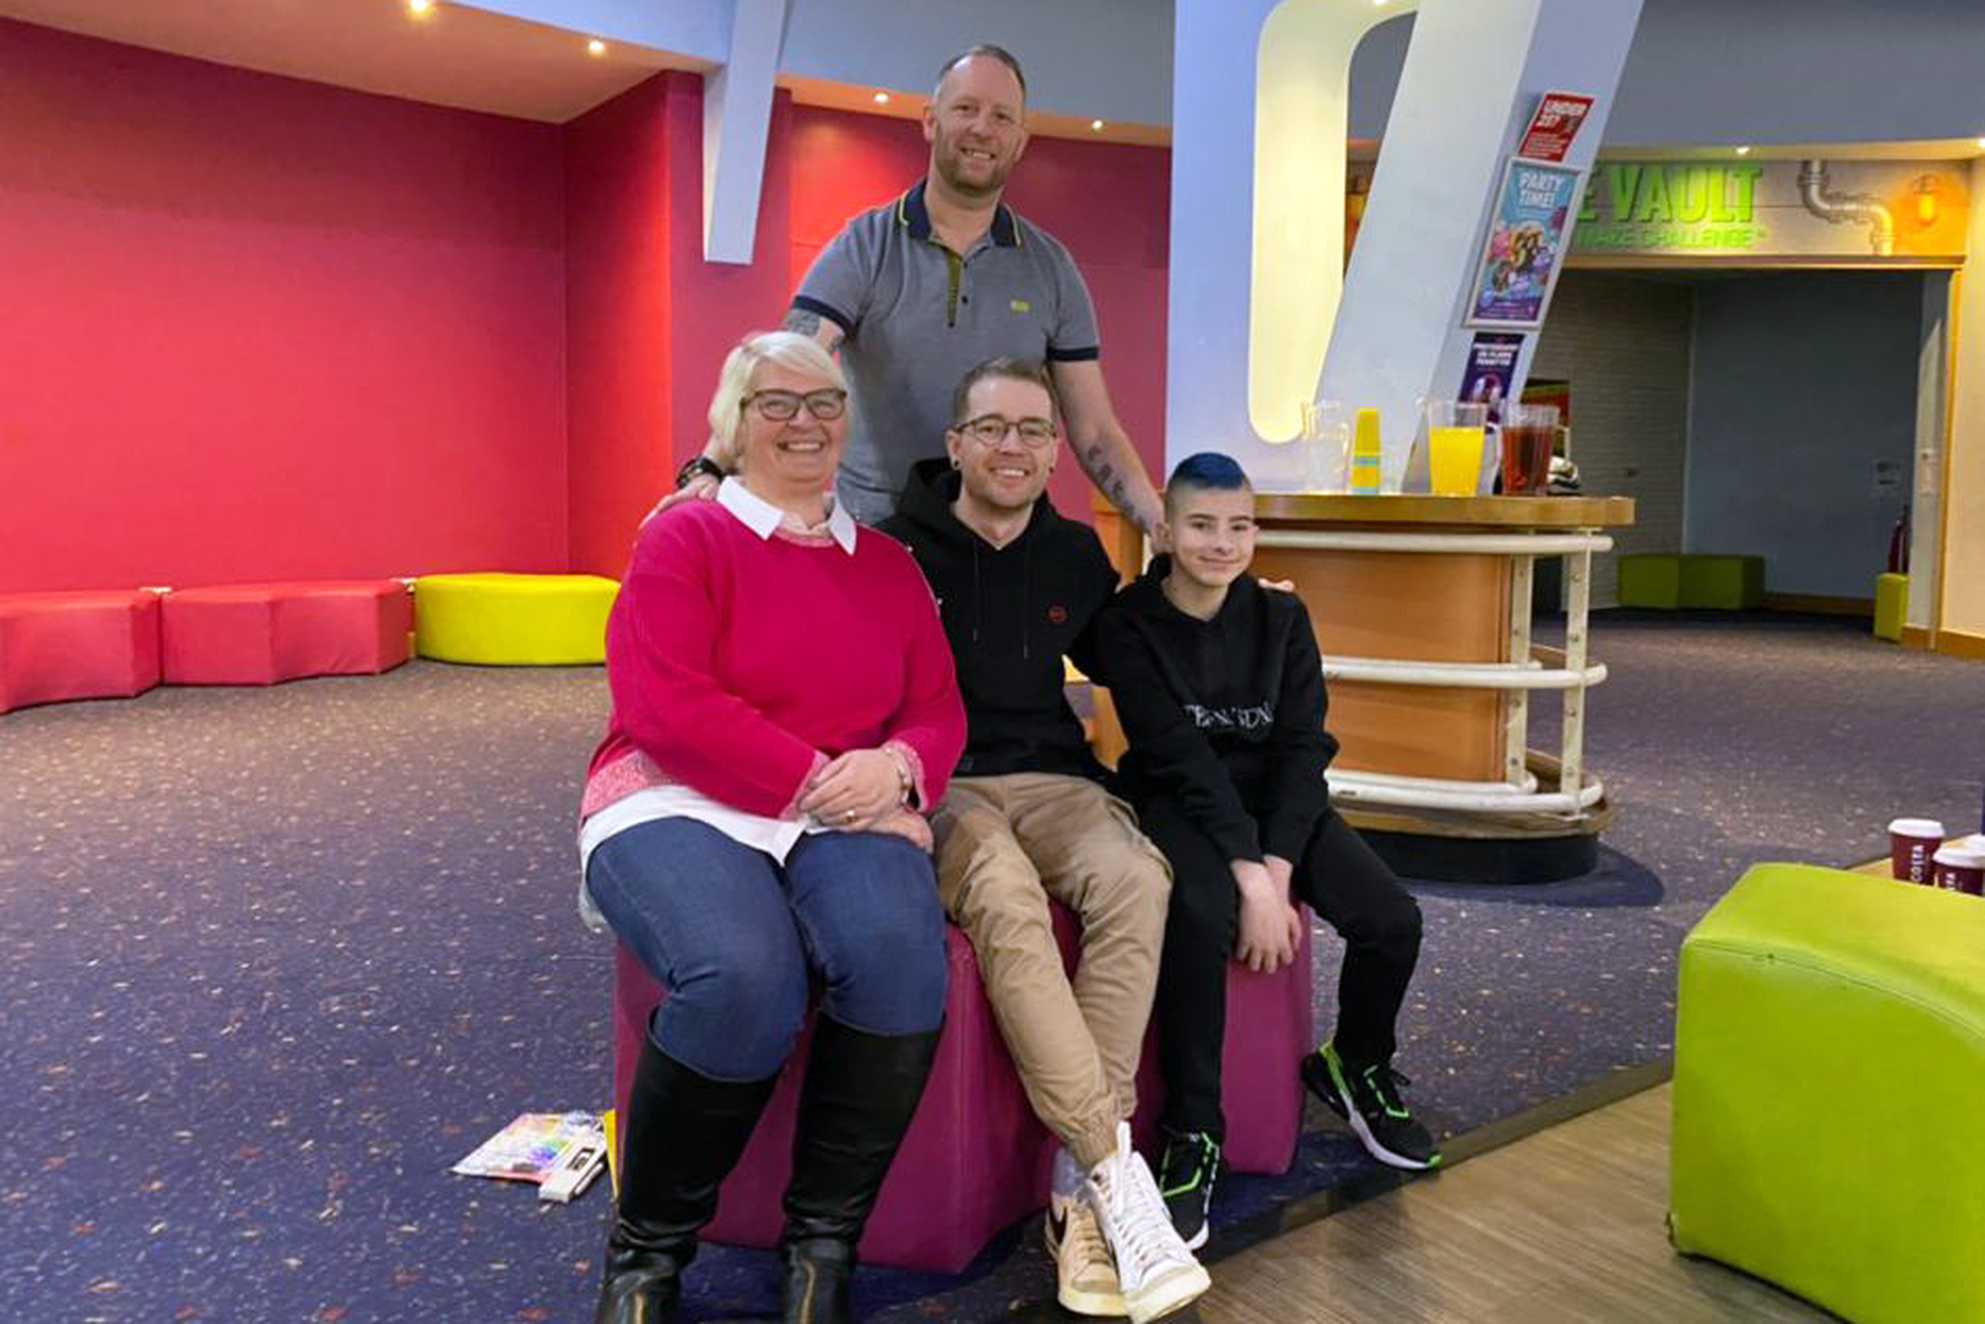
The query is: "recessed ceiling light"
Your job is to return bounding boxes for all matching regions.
[407,0,434,15]
[588,39,606,56]
[1734,144,1752,156]
[873,91,890,105]
[1091,120,1105,133]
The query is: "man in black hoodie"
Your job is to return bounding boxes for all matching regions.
[1094,451,1438,1252]
[879,359,1207,1323]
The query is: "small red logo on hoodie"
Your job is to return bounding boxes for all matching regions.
[1047,604,1068,625]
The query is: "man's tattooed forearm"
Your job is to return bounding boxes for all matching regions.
[1081,444,1118,488]
[782,308,822,336]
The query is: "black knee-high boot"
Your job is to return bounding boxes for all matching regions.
[779,1017,942,1324]
[594,1037,777,1324]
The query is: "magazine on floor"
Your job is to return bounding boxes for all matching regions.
[452,1110,607,1202]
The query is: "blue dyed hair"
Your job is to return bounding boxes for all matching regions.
[1164,451,1252,514]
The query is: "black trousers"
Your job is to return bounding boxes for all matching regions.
[1137,801,1423,1141]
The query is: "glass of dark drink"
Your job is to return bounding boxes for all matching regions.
[1500,403,1559,495]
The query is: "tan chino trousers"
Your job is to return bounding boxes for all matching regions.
[934,773,1172,1169]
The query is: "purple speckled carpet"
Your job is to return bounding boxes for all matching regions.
[1,611,1978,1322]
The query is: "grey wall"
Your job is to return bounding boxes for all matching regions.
[469,0,1985,143]
[1354,0,1985,146]
[461,0,729,63]
[1532,273,1696,609]
[780,0,1173,126]
[1685,272,1923,598]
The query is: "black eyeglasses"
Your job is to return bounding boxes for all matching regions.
[743,388,847,422]
[954,414,1057,449]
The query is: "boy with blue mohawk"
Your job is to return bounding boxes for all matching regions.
[1095,452,1439,1249]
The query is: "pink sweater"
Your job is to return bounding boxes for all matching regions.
[582,499,965,825]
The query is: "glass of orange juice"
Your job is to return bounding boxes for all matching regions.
[1423,401,1490,497]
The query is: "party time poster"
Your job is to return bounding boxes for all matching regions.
[1467,161,1582,329]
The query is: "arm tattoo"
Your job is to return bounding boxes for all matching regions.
[1081,441,1142,528]
[782,307,845,353]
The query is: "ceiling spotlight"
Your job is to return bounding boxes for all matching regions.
[1091,119,1105,132]
[1734,144,1752,156]
[407,0,434,15]
[873,91,890,105]
[588,39,606,56]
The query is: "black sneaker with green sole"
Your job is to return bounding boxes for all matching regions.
[1155,1128,1220,1251]
[1302,1042,1442,1171]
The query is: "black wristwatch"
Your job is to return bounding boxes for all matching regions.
[675,455,726,490]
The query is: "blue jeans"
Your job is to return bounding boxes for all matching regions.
[586,819,949,1081]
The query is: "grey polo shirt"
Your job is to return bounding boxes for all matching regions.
[792,181,1101,524]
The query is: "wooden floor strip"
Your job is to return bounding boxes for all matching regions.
[1194,1085,1833,1324]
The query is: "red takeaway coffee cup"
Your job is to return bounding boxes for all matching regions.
[1889,818,1945,884]
[1931,845,1985,897]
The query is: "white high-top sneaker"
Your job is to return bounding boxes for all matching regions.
[1046,1189,1126,1316]
[1048,1146,1125,1316]
[1083,1123,1211,1323]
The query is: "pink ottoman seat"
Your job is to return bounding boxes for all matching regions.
[0,590,162,715]
[162,581,412,686]
[611,906,1313,1273]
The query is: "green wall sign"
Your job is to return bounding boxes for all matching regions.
[1575,163,1768,252]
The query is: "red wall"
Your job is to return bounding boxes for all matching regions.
[786,106,1170,522]
[0,19,1173,592]
[563,74,673,580]
[565,75,800,577]
[0,20,568,593]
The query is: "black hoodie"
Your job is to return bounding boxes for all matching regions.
[879,458,1121,781]
[1094,557,1338,864]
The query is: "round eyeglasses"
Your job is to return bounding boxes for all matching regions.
[743,388,847,422]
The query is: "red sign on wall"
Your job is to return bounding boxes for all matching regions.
[1517,92,1595,163]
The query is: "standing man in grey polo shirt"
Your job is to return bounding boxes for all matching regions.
[667,44,1164,538]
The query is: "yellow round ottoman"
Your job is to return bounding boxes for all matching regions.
[413,573,619,666]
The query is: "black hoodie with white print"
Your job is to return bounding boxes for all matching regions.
[1094,557,1338,864]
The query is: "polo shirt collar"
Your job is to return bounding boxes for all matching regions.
[718,477,857,554]
[898,179,1022,248]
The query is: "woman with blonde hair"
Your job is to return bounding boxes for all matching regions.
[578,331,966,1324]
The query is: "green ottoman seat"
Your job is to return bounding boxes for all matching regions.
[1618,553,1765,609]
[1617,554,1682,608]
[1873,572,1907,642]
[1672,863,1985,1323]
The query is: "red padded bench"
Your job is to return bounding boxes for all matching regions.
[611,909,1313,1272]
[162,581,412,686]
[0,590,162,715]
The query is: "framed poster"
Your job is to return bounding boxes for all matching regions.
[1458,331,1525,425]
[1517,92,1595,163]
[1465,159,1583,330]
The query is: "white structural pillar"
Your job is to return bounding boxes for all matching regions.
[702,0,788,264]
[1167,0,1642,488]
